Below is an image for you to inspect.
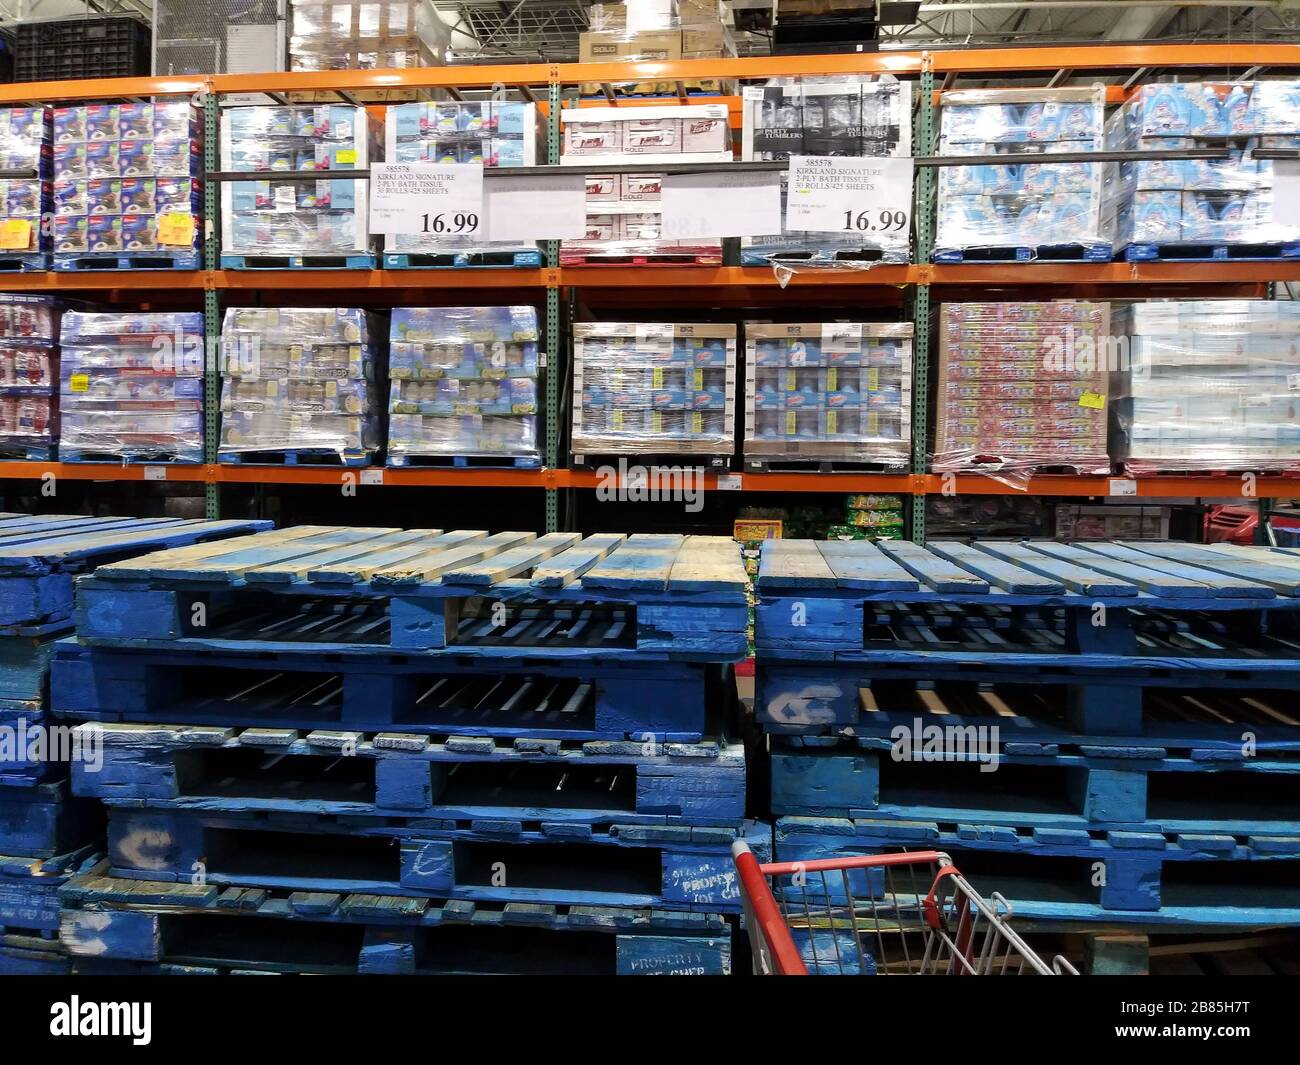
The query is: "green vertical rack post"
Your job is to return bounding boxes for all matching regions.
[203,89,221,519]
[544,76,562,533]
[909,67,936,545]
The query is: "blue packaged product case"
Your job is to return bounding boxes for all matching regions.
[744,322,912,467]
[571,321,737,457]
[0,107,52,258]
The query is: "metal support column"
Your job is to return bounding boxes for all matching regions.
[203,88,221,519]
[909,63,936,544]
[544,74,562,533]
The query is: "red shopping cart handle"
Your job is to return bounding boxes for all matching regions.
[754,850,951,877]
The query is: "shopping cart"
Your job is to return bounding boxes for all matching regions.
[733,841,1078,975]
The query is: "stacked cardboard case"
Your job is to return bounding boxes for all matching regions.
[0,295,59,458]
[220,105,380,264]
[1112,300,1300,474]
[561,104,730,266]
[0,107,51,265]
[51,102,201,266]
[387,306,540,467]
[1103,81,1300,254]
[288,0,450,71]
[571,322,736,461]
[58,311,203,463]
[935,87,1109,262]
[739,75,912,265]
[383,100,541,266]
[579,0,736,95]
[219,308,380,465]
[932,301,1111,477]
[743,322,912,471]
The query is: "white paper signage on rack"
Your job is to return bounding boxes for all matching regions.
[483,173,589,242]
[369,162,485,236]
[785,155,915,236]
[659,171,784,239]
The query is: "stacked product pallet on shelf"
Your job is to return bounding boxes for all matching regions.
[579,0,736,97]
[51,101,203,271]
[831,493,904,540]
[0,295,59,461]
[58,311,204,464]
[1112,299,1300,474]
[561,104,730,267]
[218,307,381,467]
[383,98,543,268]
[570,321,736,468]
[0,513,269,975]
[754,538,1300,974]
[288,0,450,76]
[934,86,1110,263]
[1103,81,1300,262]
[0,106,51,271]
[51,527,758,975]
[739,75,912,266]
[387,306,540,468]
[219,104,380,269]
[931,301,1112,479]
[742,321,913,472]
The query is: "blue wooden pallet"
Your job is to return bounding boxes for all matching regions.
[52,250,201,271]
[932,241,1112,264]
[217,448,377,467]
[739,247,905,268]
[1,931,70,974]
[0,782,103,859]
[52,643,734,742]
[386,454,543,469]
[775,816,1300,928]
[0,254,51,272]
[59,448,205,464]
[0,444,55,461]
[1119,241,1300,263]
[769,740,1300,836]
[383,248,543,269]
[220,253,376,270]
[60,867,734,975]
[72,527,749,660]
[0,847,97,935]
[0,513,270,627]
[73,722,747,826]
[101,807,770,913]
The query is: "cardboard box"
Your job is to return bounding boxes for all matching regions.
[586,175,620,201]
[681,113,728,152]
[565,122,622,156]
[626,0,678,31]
[625,28,683,60]
[621,173,662,200]
[681,22,731,54]
[578,31,630,62]
[622,118,681,154]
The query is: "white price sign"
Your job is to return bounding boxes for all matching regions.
[369,162,483,236]
[484,173,588,242]
[785,155,914,236]
[1275,160,1300,229]
[660,171,784,239]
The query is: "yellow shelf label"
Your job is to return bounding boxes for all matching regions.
[69,373,89,393]
[157,213,195,247]
[0,219,32,250]
[1079,391,1106,410]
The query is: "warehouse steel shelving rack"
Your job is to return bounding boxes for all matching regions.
[0,42,1299,537]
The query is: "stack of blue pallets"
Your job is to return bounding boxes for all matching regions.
[52,527,761,974]
[754,538,1300,971]
[0,512,268,973]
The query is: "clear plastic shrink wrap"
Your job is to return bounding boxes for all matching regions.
[59,311,204,462]
[1112,300,1300,473]
[219,308,379,463]
[932,301,1112,480]
[220,105,379,259]
[387,306,540,466]
[743,322,912,470]
[935,87,1108,260]
[571,322,736,458]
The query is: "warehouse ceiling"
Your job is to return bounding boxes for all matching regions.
[432,0,1300,61]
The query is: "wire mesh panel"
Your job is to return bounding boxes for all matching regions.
[733,842,1077,976]
[153,0,286,76]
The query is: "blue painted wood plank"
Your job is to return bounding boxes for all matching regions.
[530,534,627,589]
[582,534,685,593]
[668,536,748,594]
[926,540,1064,593]
[1055,542,1215,597]
[1076,542,1273,598]
[756,539,838,591]
[816,540,919,592]
[975,541,1138,596]
[248,529,435,585]
[1122,542,1300,596]
[95,525,323,582]
[309,530,486,584]
[372,532,535,586]
[876,540,990,594]
[442,532,582,586]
